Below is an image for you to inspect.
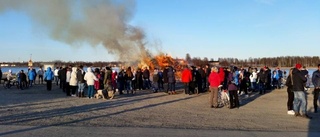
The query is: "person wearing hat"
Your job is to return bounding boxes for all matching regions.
[292,63,311,119]
[312,64,320,113]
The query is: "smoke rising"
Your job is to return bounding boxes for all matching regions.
[0,0,151,62]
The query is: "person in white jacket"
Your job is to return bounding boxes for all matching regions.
[249,68,258,92]
[84,67,98,99]
[69,67,78,97]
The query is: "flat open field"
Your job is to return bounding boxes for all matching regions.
[0,83,320,136]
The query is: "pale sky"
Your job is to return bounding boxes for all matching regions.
[0,0,319,62]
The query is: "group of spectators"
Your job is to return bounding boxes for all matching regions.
[1,67,46,90]
[285,63,320,119]
[2,63,320,117]
[180,64,289,109]
[51,65,178,99]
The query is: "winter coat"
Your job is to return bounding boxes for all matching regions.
[38,69,44,76]
[286,75,293,89]
[250,71,257,82]
[69,67,78,86]
[77,69,86,83]
[208,71,220,87]
[66,70,71,83]
[111,71,117,88]
[312,70,320,88]
[272,71,280,80]
[233,70,240,86]
[153,71,159,83]
[125,71,134,81]
[258,71,267,83]
[292,68,307,91]
[219,68,225,84]
[198,68,206,78]
[163,68,169,83]
[135,71,143,83]
[104,69,112,85]
[142,69,150,79]
[19,72,27,82]
[227,72,238,91]
[167,67,175,83]
[181,68,192,83]
[206,67,211,77]
[28,70,36,80]
[44,67,54,81]
[94,73,101,90]
[58,68,67,81]
[84,67,98,86]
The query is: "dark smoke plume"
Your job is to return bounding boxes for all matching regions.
[0,0,151,62]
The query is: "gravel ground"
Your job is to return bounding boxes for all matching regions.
[1,83,320,132]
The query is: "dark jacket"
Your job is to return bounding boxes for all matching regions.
[312,70,320,88]
[19,72,27,82]
[135,70,143,82]
[142,69,150,79]
[77,69,86,83]
[198,68,206,78]
[163,68,169,83]
[58,68,67,81]
[292,68,307,91]
[167,67,175,83]
[227,72,238,91]
[258,70,268,83]
[286,75,293,89]
[125,71,134,81]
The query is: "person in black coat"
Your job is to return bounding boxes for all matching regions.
[198,66,206,93]
[135,68,143,90]
[19,70,27,90]
[285,68,294,115]
[162,66,169,93]
[58,66,67,92]
[292,64,311,119]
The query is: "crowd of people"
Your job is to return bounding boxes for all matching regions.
[1,67,46,90]
[51,65,177,98]
[1,63,320,119]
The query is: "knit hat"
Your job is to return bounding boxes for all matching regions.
[295,63,302,69]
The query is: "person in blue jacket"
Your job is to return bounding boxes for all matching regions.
[45,67,55,91]
[28,68,36,87]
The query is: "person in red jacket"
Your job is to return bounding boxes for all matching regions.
[209,66,221,108]
[181,65,192,94]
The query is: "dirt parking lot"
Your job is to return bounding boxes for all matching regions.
[1,84,320,132]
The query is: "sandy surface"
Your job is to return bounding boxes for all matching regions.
[1,83,320,132]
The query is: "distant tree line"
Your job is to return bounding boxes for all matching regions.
[185,54,320,68]
[2,55,320,68]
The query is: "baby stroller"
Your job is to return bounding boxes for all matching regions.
[218,86,230,108]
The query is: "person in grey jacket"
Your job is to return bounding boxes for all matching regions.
[312,64,320,113]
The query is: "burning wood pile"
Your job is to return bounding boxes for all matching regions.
[138,53,186,80]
